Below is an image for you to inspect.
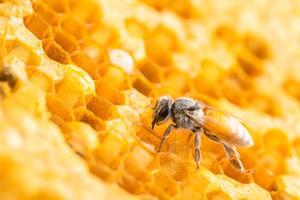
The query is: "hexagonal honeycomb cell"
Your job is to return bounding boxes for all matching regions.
[0,0,300,199]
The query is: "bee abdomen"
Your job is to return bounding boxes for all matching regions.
[228,117,254,147]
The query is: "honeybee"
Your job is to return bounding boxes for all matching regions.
[151,96,254,173]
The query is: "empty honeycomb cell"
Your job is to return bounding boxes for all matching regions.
[125,18,146,38]
[96,132,128,166]
[87,96,119,120]
[95,80,125,105]
[90,25,119,47]
[243,33,271,60]
[252,167,276,191]
[71,52,99,77]
[220,159,253,184]
[236,48,264,76]
[80,39,105,62]
[158,153,189,184]
[222,78,247,105]
[142,0,202,19]
[62,121,99,158]
[88,158,119,181]
[293,137,300,157]
[101,65,128,89]
[194,59,224,95]
[43,39,70,64]
[141,0,167,11]
[153,170,181,197]
[139,59,163,83]
[24,14,51,39]
[55,64,95,108]
[61,16,87,40]
[165,69,189,93]
[246,92,283,116]
[132,74,153,96]
[31,1,59,25]
[130,144,154,168]
[165,1,193,18]
[50,114,65,128]
[54,29,80,53]
[73,107,105,131]
[200,152,221,172]
[119,172,147,194]
[150,84,181,99]
[145,26,178,66]
[166,138,191,160]
[206,190,231,200]
[42,0,69,13]
[46,94,74,121]
[68,0,102,24]
[236,149,258,170]
[135,124,161,147]
[263,128,291,157]
[283,77,300,100]
[124,156,154,183]
[123,145,154,182]
[259,153,284,175]
[214,24,239,46]
[146,183,174,200]
[182,185,203,200]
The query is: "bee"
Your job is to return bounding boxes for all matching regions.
[151,96,254,173]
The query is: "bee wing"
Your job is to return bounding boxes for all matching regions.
[202,105,257,128]
[201,105,254,147]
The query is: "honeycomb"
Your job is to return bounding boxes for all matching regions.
[1,0,300,199]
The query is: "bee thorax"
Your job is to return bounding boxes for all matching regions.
[170,98,204,130]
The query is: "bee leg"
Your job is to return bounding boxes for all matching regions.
[157,124,177,152]
[202,128,251,173]
[194,132,201,169]
[222,143,248,173]
[202,128,222,143]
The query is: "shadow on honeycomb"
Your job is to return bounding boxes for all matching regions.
[0,0,300,199]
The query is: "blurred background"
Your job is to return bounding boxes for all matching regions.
[0,0,300,199]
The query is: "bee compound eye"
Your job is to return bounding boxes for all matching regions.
[152,97,172,128]
[156,105,170,122]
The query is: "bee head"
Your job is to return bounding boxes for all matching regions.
[152,96,172,129]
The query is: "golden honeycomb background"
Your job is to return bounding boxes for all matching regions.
[1,0,300,199]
